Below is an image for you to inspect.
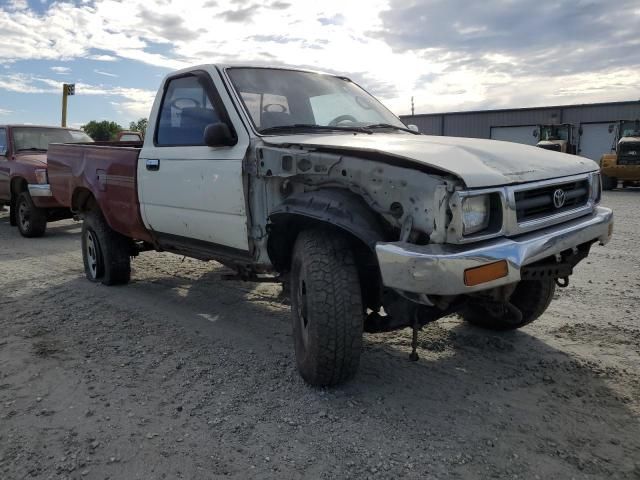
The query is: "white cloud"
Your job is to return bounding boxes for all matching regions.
[94,69,118,78]
[0,73,155,118]
[87,54,118,62]
[0,108,11,115]
[51,66,71,74]
[0,0,638,116]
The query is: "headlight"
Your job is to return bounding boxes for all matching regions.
[461,195,490,235]
[34,168,48,185]
[592,173,602,204]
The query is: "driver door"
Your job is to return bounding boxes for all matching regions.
[138,69,251,252]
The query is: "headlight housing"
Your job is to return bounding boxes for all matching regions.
[34,168,48,185]
[591,172,602,204]
[461,195,490,235]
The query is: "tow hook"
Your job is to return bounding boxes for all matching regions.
[555,276,570,288]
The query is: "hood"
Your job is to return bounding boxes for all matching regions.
[15,152,48,167]
[264,133,597,188]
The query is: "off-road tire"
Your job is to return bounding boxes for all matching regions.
[16,191,47,237]
[602,174,617,191]
[82,209,131,285]
[290,228,364,386]
[463,279,556,330]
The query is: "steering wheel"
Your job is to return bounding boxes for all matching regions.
[328,114,358,126]
[263,103,287,113]
[171,97,200,111]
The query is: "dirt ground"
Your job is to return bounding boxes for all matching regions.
[1,191,639,480]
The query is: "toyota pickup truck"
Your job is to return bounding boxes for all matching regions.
[47,65,614,386]
[0,124,93,237]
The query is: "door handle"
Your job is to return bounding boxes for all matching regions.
[146,159,160,171]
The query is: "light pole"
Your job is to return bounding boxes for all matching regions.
[61,83,75,127]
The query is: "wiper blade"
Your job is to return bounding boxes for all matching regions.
[259,124,372,135]
[16,147,47,152]
[365,123,420,135]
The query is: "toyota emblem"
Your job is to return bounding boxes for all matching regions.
[553,189,566,208]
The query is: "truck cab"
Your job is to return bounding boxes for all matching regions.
[600,119,640,190]
[535,124,577,154]
[0,125,93,237]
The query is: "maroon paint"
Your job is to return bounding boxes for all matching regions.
[48,143,153,243]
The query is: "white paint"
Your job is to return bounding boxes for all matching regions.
[138,65,251,251]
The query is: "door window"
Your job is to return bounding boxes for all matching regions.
[156,75,221,146]
[0,128,7,155]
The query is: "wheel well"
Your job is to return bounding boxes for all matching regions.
[268,217,383,310]
[10,177,27,197]
[72,187,97,212]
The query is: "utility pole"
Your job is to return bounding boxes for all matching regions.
[61,83,75,127]
[411,96,415,116]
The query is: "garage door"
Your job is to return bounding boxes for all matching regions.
[490,125,538,146]
[578,123,617,161]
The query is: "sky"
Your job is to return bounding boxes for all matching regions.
[0,0,639,128]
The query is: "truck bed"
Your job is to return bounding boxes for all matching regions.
[48,142,153,243]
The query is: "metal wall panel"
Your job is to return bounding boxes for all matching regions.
[399,101,640,140]
[578,123,617,161]
[490,125,538,145]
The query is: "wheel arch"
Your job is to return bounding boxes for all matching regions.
[10,176,27,196]
[71,187,98,212]
[267,189,388,309]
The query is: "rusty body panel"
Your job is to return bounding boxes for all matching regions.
[48,143,153,243]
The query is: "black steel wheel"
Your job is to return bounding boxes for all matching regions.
[16,191,47,238]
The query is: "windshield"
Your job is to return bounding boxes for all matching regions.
[226,68,406,133]
[620,120,640,138]
[539,125,568,141]
[12,127,93,152]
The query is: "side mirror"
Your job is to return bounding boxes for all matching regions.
[407,124,419,132]
[533,129,538,138]
[578,126,583,136]
[203,122,236,147]
[608,124,614,134]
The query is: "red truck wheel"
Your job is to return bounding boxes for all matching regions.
[81,210,132,285]
[16,191,47,238]
[290,228,364,386]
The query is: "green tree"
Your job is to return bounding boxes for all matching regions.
[81,120,122,141]
[129,118,148,136]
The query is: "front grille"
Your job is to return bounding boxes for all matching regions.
[515,179,590,222]
[618,154,640,165]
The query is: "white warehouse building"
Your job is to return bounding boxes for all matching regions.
[400,100,640,162]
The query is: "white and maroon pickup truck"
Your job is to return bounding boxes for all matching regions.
[47,65,613,386]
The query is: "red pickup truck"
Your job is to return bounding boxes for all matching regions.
[0,125,93,237]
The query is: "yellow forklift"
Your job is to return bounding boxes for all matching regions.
[600,120,640,190]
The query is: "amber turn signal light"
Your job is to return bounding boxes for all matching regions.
[464,260,509,287]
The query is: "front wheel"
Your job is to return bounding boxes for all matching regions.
[290,228,364,386]
[81,209,132,285]
[16,191,47,237]
[462,279,556,330]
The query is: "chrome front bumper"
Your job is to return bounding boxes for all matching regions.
[28,184,53,197]
[375,206,613,296]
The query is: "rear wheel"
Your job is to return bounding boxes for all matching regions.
[16,191,47,237]
[462,279,556,330]
[602,174,617,191]
[81,209,131,285]
[290,228,364,386]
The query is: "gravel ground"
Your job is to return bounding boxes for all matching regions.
[1,191,639,480]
